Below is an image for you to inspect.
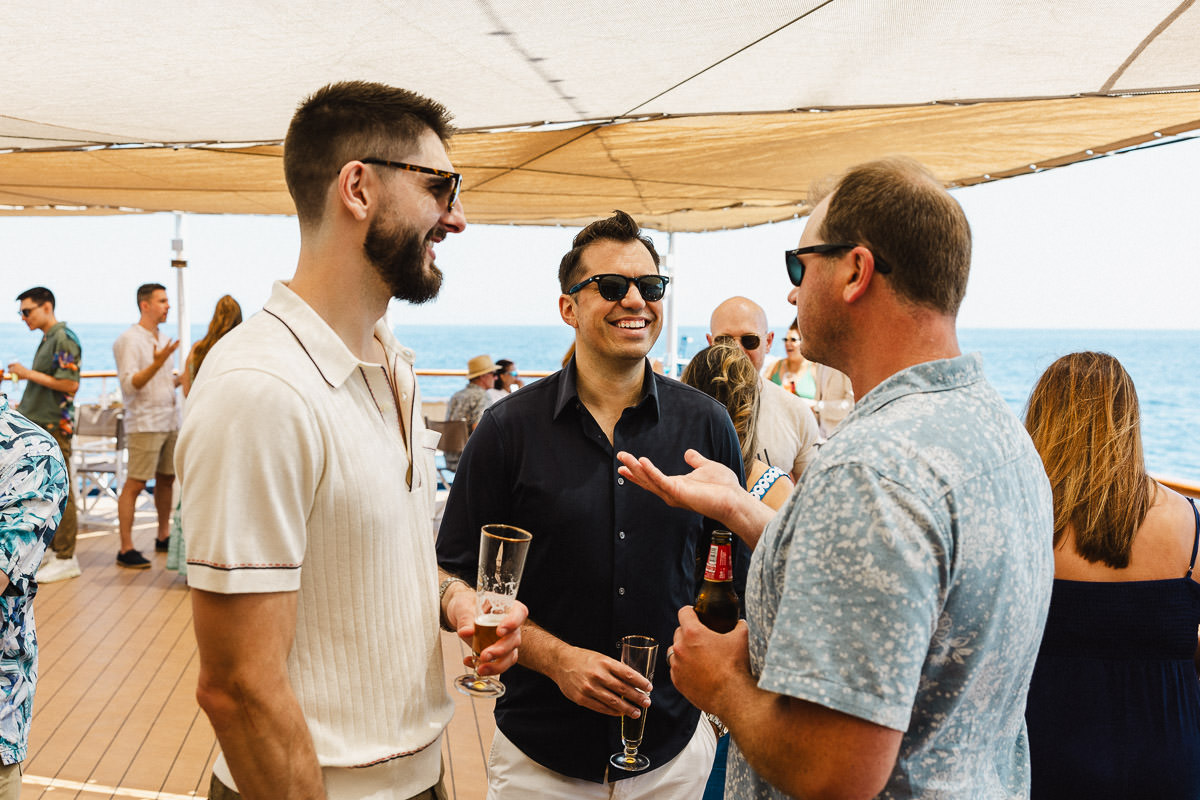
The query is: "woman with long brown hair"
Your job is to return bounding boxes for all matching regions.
[180,294,242,397]
[1023,351,1200,798]
[168,294,242,576]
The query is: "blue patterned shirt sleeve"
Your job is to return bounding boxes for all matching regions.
[0,396,67,764]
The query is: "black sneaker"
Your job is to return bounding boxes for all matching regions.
[155,537,170,553]
[116,549,151,569]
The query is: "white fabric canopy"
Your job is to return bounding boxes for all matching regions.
[2,0,1197,230]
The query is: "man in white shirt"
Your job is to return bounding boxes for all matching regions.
[708,297,818,480]
[112,283,180,569]
[177,81,526,800]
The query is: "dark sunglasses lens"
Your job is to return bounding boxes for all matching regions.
[596,276,631,301]
[636,277,667,301]
[741,334,761,350]
[785,252,804,286]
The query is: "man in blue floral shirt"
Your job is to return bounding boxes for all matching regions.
[619,158,1054,799]
[0,395,68,794]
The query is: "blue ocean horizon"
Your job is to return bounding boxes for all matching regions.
[3,323,1197,480]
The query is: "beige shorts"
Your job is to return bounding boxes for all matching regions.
[126,430,178,482]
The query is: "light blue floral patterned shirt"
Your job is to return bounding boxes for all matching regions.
[0,395,67,764]
[729,354,1054,799]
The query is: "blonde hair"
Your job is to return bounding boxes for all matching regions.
[1024,351,1153,568]
[681,339,760,477]
[192,295,243,379]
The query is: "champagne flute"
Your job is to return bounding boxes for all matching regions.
[454,524,532,698]
[609,635,658,772]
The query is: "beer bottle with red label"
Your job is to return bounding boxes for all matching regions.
[694,530,739,633]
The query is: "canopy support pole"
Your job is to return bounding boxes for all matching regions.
[664,232,678,377]
[171,213,190,375]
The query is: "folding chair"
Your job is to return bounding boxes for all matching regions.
[425,418,471,489]
[71,403,126,521]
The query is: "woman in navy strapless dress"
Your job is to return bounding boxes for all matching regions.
[1023,352,1200,799]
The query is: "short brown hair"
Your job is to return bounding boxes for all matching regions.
[818,157,971,315]
[1024,351,1153,568]
[558,210,659,292]
[680,339,760,478]
[136,283,166,310]
[284,81,455,224]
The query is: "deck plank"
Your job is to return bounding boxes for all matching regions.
[23,499,496,799]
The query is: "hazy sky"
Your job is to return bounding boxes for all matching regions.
[3,134,1197,334]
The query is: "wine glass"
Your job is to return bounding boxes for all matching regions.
[609,635,658,772]
[454,524,532,698]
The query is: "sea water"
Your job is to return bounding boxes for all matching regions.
[1,323,1196,479]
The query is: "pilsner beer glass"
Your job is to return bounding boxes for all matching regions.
[609,635,658,772]
[454,524,532,698]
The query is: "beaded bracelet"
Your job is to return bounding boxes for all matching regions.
[438,576,471,632]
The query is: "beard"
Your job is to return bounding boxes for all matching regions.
[797,302,849,372]
[363,213,444,305]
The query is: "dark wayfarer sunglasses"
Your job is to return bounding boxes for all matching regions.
[357,158,462,211]
[784,243,892,287]
[714,333,763,351]
[566,274,670,302]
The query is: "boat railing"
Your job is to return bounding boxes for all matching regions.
[11,370,1197,499]
[5,368,557,399]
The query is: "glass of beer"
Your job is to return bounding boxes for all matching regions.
[608,635,658,772]
[454,524,532,698]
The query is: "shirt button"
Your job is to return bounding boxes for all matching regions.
[618,587,626,596]
[617,477,625,485]
[618,531,626,539]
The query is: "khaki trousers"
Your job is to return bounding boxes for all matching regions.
[0,761,21,800]
[48,425,78,559]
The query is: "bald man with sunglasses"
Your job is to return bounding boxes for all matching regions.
[708,297,819,481]
[437,210,746,799]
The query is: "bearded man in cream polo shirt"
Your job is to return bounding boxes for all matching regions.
[177,82,527,800]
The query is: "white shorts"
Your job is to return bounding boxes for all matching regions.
[486,717,716,800]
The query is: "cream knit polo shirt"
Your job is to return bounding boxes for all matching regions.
[178,281,450,798]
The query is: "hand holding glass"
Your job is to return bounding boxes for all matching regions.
[454,524,532,698]
[609,635,658,772]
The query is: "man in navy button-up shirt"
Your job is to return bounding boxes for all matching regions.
[437,210,745,796]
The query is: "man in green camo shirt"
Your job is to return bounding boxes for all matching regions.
[8,286,82,583]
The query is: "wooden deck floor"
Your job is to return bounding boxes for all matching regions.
[24,500,496,799]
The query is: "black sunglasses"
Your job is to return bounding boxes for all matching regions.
[358,158,462,211]
[18,308,34,318]
[714,333,762,351]
[566,274,670,302]
[784,243,892,287]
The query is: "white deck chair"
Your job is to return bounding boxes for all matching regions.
[71,404,126,521]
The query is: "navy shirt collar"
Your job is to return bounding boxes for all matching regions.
[553,356,661,423]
